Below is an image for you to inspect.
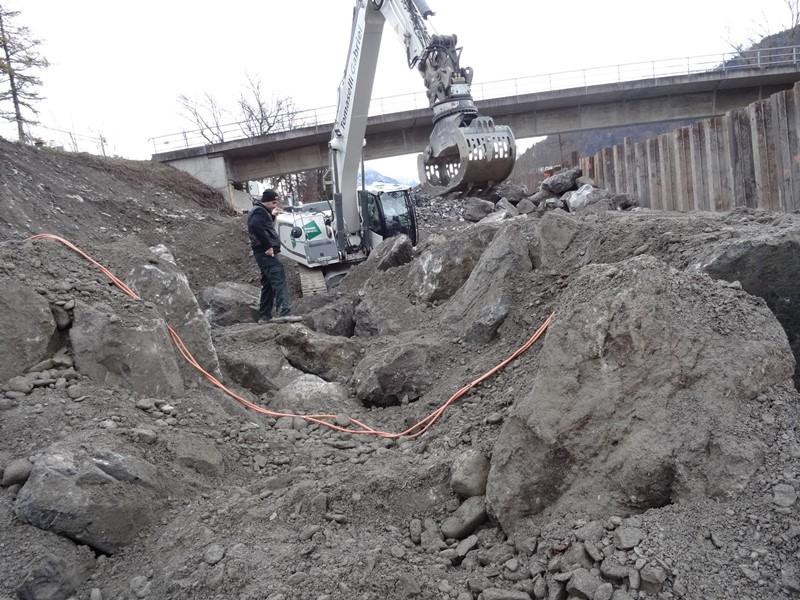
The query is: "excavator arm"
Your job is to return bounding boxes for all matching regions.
[330,0,516,246]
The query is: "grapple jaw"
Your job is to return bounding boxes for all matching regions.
[418,115,516,196]
[416,35,516,196]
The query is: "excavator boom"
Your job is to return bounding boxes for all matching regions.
[277,0,515,288]
[331,0,515,205]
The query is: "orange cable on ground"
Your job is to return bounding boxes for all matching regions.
[26,233,554,439]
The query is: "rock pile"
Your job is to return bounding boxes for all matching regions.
[2,141,800,600]
[524,166,638,214]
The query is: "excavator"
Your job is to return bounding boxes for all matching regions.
[276,0,515,290]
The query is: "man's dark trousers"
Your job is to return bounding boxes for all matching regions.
[254,253,290,319]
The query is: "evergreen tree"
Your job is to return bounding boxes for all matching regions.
[0,4,49,142]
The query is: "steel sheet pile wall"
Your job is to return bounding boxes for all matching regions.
[579,81,800,213]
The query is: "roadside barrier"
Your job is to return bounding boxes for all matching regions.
[27,233,554,439]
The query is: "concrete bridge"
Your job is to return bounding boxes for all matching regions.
[152,48,800,208]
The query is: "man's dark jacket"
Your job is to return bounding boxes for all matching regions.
[247,204,281,255]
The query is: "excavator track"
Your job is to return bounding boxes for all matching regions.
[297,265,328,297]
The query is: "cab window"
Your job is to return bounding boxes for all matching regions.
[380,191,412,236]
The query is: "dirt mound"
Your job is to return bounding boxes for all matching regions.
[3,143,800,600]
[0,139,254,293]
[487,255,794,529]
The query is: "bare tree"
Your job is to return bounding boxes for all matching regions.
[237,74,296,138]
[178,75,299,145]
[96,131,108,156]
[236,76,318,199]
[294,168,327,201]
[0,4,49,143]
[178,92,228,144]
[178,77,317,197]
[726,0,800,58]
[785,0,800,40]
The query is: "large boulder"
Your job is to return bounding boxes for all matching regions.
[304,297,357,337]
[442,218,537,342]
[450,450,490,499]
[272,373,356,414]
[486,256,795,531]
[541,166,582,195]
[463,198,496,222]
[174,434,225,477]
[0,279,55,381]
[15,436,172,554]
[353,294,409,337]
[69,300,185,397]
[563,184,612,212]
[123,242,221,377]
[478,210,513,224]
[700,231,800,387]
[410,229,499,303]
[532,210,601,271]
[217,344,302,395]
[214,323,302,395]
[351,340,440,407]
[496,198,519,216]
[528,189,557,206]
[275,325,360,383]
[201,281,260,326]
[516,198,537,215]
[563,185,638,213]
[337,235,414,296]
[370,234,414,272]
[15,551,95,600]
[486,182,529,204]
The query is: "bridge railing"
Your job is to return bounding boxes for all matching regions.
[149,45,800,154]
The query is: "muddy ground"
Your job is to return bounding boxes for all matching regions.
[1,140,800,600]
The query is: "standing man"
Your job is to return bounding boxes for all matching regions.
[248,189,291,321]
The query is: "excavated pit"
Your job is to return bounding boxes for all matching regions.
[704,238,800,388]
[4,140,800,600]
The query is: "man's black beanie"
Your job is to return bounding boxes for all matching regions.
[262,189,279,202]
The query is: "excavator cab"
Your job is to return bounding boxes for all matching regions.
[360,185,418,248]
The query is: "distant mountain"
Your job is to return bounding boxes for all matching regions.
[364,167,398,185]
[394,175,421,187]
[741,26,800,52]
[359,166,419,187]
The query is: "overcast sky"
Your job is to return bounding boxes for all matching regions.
[1,0,795,180]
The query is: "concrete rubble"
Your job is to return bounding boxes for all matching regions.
[1,138,800,600]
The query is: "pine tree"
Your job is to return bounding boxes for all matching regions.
[0,4,49,142]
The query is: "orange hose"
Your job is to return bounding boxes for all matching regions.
[26,233,554,439]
